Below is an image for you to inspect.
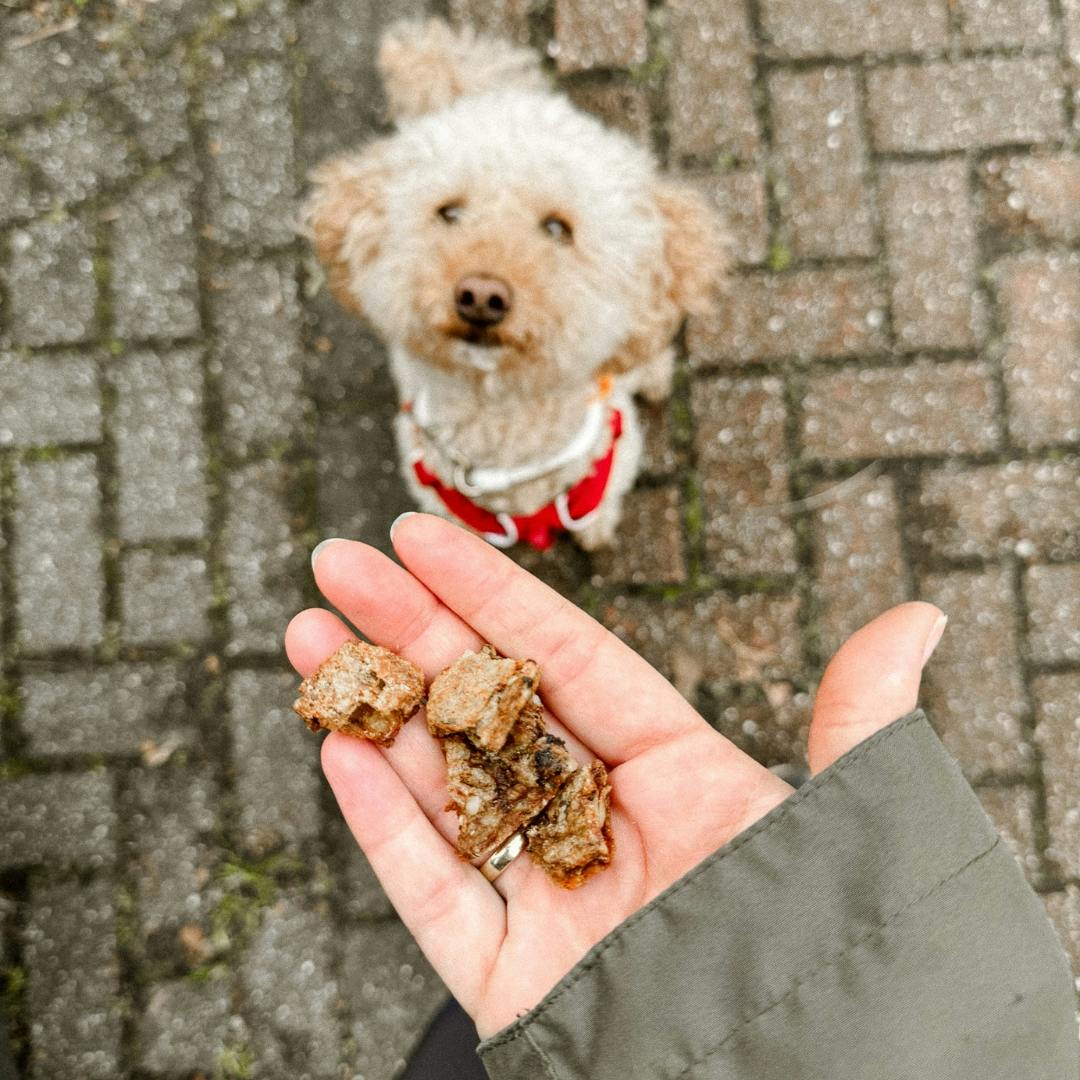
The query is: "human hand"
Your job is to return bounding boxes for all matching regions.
[285,514,947,1038]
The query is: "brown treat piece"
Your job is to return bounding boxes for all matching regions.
[525,760,614,889]
[443,702,578,859]
[427,644,540,753]
[293,640,425,745]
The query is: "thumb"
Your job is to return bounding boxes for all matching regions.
[807,602,947,776]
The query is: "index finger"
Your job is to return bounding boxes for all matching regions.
[390,514,710,765]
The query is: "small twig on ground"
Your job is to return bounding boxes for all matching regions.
[9,15,78,49]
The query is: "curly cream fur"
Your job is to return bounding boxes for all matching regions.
[305,19,729,549]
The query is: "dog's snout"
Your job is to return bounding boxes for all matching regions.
[455,275,512,327]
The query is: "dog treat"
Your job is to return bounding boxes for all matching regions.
[443,702,578,859]
[294,640,425,745]
[524,760,614,889]
[426,645,539,753]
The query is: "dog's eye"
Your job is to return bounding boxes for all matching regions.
[437,202,464,224]
[541,214,573,244]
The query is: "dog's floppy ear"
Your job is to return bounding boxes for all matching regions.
[378,18,548,122]
[303,145,391,317]
[653,180,730,319]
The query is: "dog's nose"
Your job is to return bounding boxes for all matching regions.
[455,275,512,327]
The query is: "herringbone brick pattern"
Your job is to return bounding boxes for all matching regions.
[1,0,1078,1074]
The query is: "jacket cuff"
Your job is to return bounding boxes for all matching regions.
[478,710,1077,1080]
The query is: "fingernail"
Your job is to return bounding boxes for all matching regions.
[921,613,948,666]
[311,538,345,573]
[389,511,416,542]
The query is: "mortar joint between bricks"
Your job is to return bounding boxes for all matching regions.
[1007,555,1059,890]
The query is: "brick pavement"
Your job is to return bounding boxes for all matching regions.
[1,0,1079,1075]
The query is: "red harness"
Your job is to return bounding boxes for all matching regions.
[412,410,623,551]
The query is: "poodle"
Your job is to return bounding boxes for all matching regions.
[304,18,727,551]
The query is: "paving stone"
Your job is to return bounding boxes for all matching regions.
[0,14,121,123]
[0,351,101,448]
[702,690,813,769]
[992,253,1080,448]
[590,485,685,586]
[109,59,191,161]
[0,152,40,226]
[110,348,208,542]
[918,567,1031,780]
[768,67,875,259]
[1043,885,1080,981]
[332,816,393,920]
[138,978,246,1076]
[7,215,97,347]
[919,459,1080,562]
[224,462,305,656]
[114,0,220,53]
[128,762,219,939]
[984,154,1080,245]
[637,399,679,477]
[667,0,759,164]
[956,0,1055,48]
[687,268,887,365]
[211,0,296,59]
[867,58,1065,153]
[0,772,115,870]
[213,257,305,454]
[1025,563,1080,664]
[296,0,387,167]
[24,877,120,1080]
[113,168,201,341]
[566,81,651,144]
[759,0,949,57]
[553,0,647,73]
[318,402,413,556]
[341,919,449,1080]
[599,590,803,699]
[204,60,297,249]
[1033,673,1080,880]
[881,160,985,351]
[120,551,212,646]
[1066,0,1080,65]
[692,375,798,576]
[801,359,999,459]
[811,473,910,659]
[243,890,340,1078]
[17,103,132,204]
[13,455,105,651]
[975,784,1041,884]
[691,169,769,266]
[449,0,532,44]
[229,670,321,854]
[22,662,187,756]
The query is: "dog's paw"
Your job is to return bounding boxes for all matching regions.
[573,518,618,552]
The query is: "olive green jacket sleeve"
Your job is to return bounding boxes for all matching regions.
[478,710,1079,1080]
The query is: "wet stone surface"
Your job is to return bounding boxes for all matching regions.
[2,1,1079,1074]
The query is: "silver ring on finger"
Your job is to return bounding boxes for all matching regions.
[480,831,526,883]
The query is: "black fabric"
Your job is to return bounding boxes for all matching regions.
[403,997,488,1080]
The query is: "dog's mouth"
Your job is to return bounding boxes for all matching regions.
[446,325,503,349]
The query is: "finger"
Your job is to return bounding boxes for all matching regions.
[322,732,503,1012]
[310,539,592,763]
[285,607,460,843]
[390,514,714,766]
[807,601,947,775]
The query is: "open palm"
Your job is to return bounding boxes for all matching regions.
[285,514,944,1038]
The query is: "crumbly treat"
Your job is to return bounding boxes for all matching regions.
[525,760,614,889]
[443,702,578,859]
[294,640,425,745]
[426,645,539,753]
